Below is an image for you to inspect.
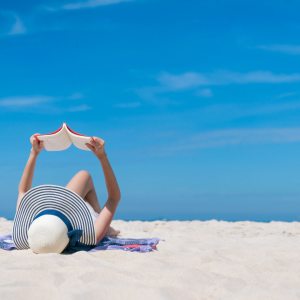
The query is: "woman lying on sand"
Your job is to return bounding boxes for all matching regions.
[12,134,121,254]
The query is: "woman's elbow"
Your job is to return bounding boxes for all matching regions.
[115,191,121,202]
[108,188,121,204]
[113,190,121,203]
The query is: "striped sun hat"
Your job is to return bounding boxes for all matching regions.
[12,184,97,253]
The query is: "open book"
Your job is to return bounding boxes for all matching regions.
[34,123,104,151]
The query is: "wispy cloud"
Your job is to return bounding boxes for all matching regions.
[0,94,91,113]
[114,101,141,108]
[1,0,130,37]
[46,0,132,11]
[7,14,26,35]
[0,11,27,37]
[0,96,54,107]
[67,93,85,100]
[159,128,300,154]
[277,92,297,99]
[257,44,300,55]
[195,88,213,98]
[66,104,91,111]
[158,70,300,89]
[201,101,300,120]
[158,72,207,90]
[136,70,300,103]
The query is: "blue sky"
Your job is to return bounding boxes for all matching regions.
[1,0,300,221]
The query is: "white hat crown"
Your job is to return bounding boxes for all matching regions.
[27,215,70,254]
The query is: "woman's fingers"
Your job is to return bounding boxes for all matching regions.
[85,136,105,157]
[85,142,95,152]
[91,136,104,148]
[32,137,42,146]
[93,136,104,145]
[30,133,40,144]
[34,133,40,141]
[90,138,96,146]
[38,140,44,149]
[29,133,44,154]
[31,137,38,146]
[32,138,44,150]
[90,138,100,148]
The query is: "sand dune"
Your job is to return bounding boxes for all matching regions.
[1,217,300,300]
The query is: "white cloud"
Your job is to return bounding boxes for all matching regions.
[0,12,27,37]
[158,72,208,90]
[0,96,54,107]
[54,0,131,11]
[67,104,91,111]
[195,88,213,98]
[114,101,141,108]
[277,92,297,99]
[257,44,300,55]
[136,70,300,103]
[158,71,300,90]
[200,101,300,121]
[67,93,84,100]
[161,128,300,153]
[0,94,91,113]
[8,15,26,35]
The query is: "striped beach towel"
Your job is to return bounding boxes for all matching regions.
[0,233,160,254]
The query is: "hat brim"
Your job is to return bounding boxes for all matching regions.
[13,184,96,250]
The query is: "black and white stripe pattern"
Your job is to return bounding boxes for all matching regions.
[12,184,96,250]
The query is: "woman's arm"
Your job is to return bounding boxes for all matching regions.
[86,137,121,243]
[17,134,44,210]
[94,154,121,242]
[98,153,121,201]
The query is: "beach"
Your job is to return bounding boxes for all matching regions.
[1,217,300,300]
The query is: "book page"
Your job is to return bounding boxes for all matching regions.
[66,124,105,151]
[37,124,71,151]
[69,134,93,151]
[64,124,91,151]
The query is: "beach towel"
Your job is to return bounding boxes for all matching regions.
[0,234,160,254]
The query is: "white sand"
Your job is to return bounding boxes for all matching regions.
[1,218,300,300]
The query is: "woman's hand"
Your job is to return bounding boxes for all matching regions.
[29,133,44,156]
[85,136,106,159]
